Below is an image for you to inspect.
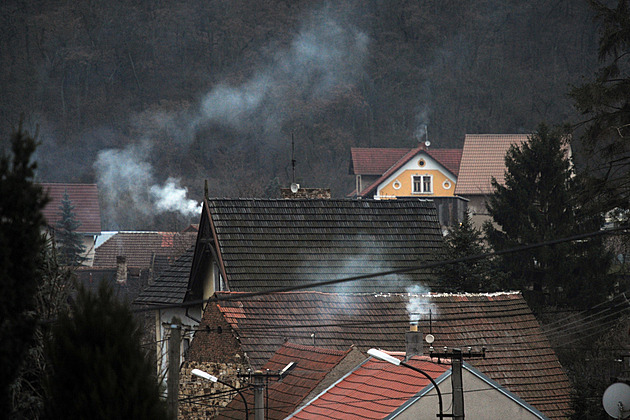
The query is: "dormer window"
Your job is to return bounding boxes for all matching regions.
[413,175,432,194]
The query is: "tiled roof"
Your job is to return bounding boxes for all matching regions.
[454,134,529,195]
[202,291,570,419]
[350,148,410,175]
[40,183,101,233]
[93,231,196,269]
[357,147,463,198]
[351,147,462,177]
[290,353,448,419]
[134,246,195,305]
[218,342,354,419]
[204,198,444,293]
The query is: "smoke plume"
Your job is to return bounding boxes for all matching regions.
[406,284,436,323]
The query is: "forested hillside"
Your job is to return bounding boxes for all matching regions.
[0,0,599,229]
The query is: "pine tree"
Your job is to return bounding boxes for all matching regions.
[436,212,497,292]
[570,0,630,212]
[55,190,86,266]
[0,121,49,413]
[484,123,613,310]
[43,282,168,420]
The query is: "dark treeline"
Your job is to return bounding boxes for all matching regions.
[0,0,599,229]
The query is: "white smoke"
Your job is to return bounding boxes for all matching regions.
[406,284,436,323]
[94,5,368,227]
[198,6,369,134]
[150,178,201,216]
[94,144,202,224]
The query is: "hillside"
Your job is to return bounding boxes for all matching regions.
[0,0,599,229]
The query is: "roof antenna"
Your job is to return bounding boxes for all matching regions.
[292,132,296,184]
[290,132,300,193]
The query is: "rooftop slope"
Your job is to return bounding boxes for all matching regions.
[205,198,444,293]
[40,183,101,233]
[192,291,571,419]
[218,342,355,420]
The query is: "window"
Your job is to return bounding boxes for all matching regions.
[413,175,432,194]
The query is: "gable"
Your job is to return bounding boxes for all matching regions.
[375,151,458,199]
[357,147,462,198]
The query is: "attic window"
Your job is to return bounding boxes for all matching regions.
[413,175,432,194]
[418,159,425,167]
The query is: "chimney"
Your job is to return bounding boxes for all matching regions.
[405,321,423,361]
[116,255,127,284]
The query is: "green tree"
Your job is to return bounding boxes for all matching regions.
[0,122,48,413]
[484,123,613,310]
[436,212,497,292]
[55,190,86,266]
[10,236,75,420]
[43,282,168,420]
[571,0,630,212]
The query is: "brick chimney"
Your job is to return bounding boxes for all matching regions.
[280,186,331,199]
[116,255,127,284]
[405,321,423,361]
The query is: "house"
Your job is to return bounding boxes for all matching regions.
[288,351,548,420]
[349,144,466,228]
[180,342,365,419]
[40,183,102,266]
[453,134,530,227]
[183,291,572,419]
[185,197,444,299]
[136,197,444,387]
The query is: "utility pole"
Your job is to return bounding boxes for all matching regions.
[451,349,464,420]
[429,347,485,420]
[239,362,296,420]
[253,371,265,420]
[167,318,181,420]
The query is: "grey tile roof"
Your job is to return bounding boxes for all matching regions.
[134,246,194,305]
[206,198,444,293]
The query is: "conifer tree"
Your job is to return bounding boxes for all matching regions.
[436,212,497,292]
[55,190,86,266]
[0,121,48,413]
[484,123,613,310]
[43,282,168,420]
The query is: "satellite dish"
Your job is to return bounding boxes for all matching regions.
[603,382,630,419]
[425,334,435,344]
[290,183,300,193]
[424,140,431,148]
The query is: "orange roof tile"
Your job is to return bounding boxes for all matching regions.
[218,343,354,419]
[196,291,571,419]
[454,134,529,196]
[40,183,102,233]
[290,353,448,419]
[93,231,196,268]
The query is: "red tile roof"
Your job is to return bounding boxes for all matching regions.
[351,147,462,178]
[350,148,410,175]
[93,231,196,268]
[218,342,354,419]
[198,291,571,419]
[454,134,529,196]
[290,353,448,419]
[40,183,101,233]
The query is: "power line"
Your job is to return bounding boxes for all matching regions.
[132,225,630,313]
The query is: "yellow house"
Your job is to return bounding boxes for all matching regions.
[349,143,462,199]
